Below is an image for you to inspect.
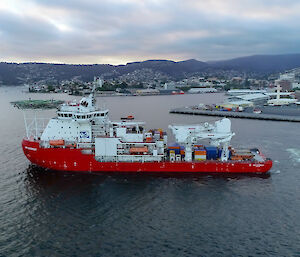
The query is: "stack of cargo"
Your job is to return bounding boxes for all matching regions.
[194,147,206,161]
[149,128,165,141]
[168,143,181,161]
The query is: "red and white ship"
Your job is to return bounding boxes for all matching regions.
[22,89,272,174]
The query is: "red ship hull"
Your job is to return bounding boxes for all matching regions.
[22,139,272,174]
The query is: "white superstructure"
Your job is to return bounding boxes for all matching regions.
[41,91,109,143]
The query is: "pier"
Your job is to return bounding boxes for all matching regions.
[170,107,300,122]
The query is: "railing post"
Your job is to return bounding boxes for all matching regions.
[35,112,38,139]
[23,111,29,138]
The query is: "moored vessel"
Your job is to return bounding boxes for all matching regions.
[21,88,272,174]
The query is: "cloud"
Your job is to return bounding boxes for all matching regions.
[0,0,300,64]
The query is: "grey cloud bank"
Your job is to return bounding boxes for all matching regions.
[0,0,300,64]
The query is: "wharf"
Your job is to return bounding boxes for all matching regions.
[170,107,300,122]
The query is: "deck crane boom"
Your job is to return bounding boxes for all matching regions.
[168,118,235,162]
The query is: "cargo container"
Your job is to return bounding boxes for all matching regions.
[194,149,207,161]
[176,154,182,161]
[168,143,180,149]
[195,155,206,161]
[205,146,219,160]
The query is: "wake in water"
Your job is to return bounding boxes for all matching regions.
[286,148,300,163]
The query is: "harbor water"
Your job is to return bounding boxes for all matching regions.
[0,87,299,256]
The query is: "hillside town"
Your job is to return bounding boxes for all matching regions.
[26,67,300,100]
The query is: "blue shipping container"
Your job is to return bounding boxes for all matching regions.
[205,146,218,160]
[167,149,180,155]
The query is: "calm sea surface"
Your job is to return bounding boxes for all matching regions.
[0,87,299,257]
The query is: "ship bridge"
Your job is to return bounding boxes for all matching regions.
[57,91,109,123]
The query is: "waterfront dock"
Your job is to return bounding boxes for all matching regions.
[170,107,300,122]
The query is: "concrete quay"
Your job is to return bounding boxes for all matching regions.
[170,107,300,122]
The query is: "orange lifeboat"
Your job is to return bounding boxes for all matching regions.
[129,147,148,154]
[121,115,134,120]
[49,140,65,146]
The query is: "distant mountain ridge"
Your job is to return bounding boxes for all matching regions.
[211,53,300,72]
[1,53,300,85]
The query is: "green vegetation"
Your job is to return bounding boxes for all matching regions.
[47,85,55,92]
[96,81,116,91]
[177,86,190,92]
[11,99,64,109]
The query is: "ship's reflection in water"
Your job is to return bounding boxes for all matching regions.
[24,164,270,200]
[22,164,274,256]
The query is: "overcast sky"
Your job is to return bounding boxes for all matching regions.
[0,0,300,64]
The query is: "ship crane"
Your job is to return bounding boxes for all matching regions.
[168,118,235,161]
